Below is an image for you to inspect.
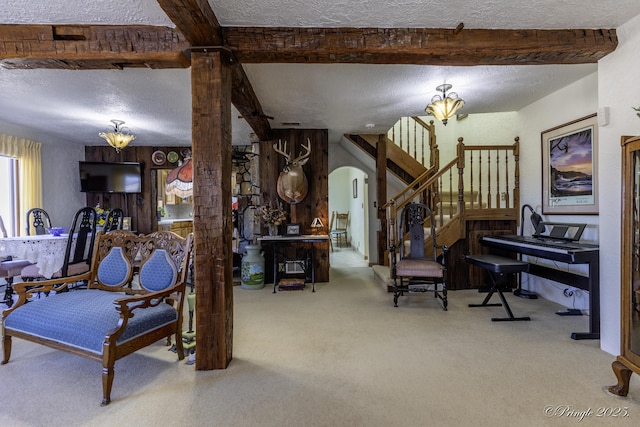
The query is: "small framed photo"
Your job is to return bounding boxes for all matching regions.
[286,223,301,236]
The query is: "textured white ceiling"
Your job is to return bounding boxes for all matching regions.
[1,0,640,146]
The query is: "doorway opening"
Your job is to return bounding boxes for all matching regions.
[328,166,369,268]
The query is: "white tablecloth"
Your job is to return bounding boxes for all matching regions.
[0,234,70,278]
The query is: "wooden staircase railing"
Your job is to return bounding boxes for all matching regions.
[382,137,520,266]
[343,115,520,269]
[387,116,438,169]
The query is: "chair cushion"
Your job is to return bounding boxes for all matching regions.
[139,249,177,292]
[66,262,90,276]
[97,246,131,287]
[3,289,178,354]
[20,263,44,279]
[1,259,33,278]
[396,259,444,278]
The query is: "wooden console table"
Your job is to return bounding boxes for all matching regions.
[258,234,329,293]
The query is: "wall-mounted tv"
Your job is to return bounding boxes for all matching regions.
[79,161,142,193]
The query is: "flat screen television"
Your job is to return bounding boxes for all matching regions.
[79,161,142,193]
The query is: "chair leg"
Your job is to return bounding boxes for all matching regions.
[2,335,12,364]
[101,361,115,406]
[468,272,530,321]
[2,277,14,308]
[393,277,401,307]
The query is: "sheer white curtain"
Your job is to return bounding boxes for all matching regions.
[0,134,42,235]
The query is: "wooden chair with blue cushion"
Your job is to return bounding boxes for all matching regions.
[2,230,192,405]
[390,202,448,310]
[330,211,349,248]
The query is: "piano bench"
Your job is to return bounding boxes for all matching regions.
[465,254,531,322]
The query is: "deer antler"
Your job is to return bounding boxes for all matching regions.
[273,139,290,162]
[291,138,312,165]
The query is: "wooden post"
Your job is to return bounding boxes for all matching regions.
[192,51,233,370]
[376,134,388,266]
[456,138,466,221]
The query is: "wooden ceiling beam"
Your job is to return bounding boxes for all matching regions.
[221,27,618,65]
[0,25,191,69]
[156,0,223,46]
[157,0,272,141]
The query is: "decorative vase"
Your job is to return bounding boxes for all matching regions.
[241,245,265,290]
[268,224,279,236]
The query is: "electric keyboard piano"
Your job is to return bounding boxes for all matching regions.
[480,235,600,340]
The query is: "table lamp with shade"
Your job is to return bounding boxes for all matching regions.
[310,217,324,235]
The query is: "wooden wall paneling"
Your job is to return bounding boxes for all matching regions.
[466,220,517,289]
[301,129,329,282]
[260,129,329,284]
[84,145,189,234]
[192,51,233,370]
[446,239,469,291]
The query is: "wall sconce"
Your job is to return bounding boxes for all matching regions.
[98,119,136,152]
[310,217,324,235]
[425,84,465,126]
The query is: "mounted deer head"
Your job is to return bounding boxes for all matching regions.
[273,138,311,204]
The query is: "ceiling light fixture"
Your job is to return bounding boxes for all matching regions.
[99,119,136,152]
[425,84,465,126]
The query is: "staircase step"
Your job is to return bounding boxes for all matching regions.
[372,264,393,293]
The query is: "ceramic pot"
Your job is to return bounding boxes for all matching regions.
[241,245,265,290]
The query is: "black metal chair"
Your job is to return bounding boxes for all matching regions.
[103,208,124,232]
[25,208,52,235]
[0,215,33,306]
[390,202,448,310]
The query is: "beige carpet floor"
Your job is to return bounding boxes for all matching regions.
[1,265,639,427]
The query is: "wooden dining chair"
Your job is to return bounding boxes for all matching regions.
[330,212,349,248]
[21,207,98,283]
[103,208,124,232]
[25,208,52,236]
[328,211,335,252]
[389,203,448,310]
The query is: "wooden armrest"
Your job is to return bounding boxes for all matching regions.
[103,281,187,341]
[4,272,93,312]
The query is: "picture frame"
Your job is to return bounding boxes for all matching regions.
[541,113,598,215]
[285,223,301,236]
[353,178,358,199]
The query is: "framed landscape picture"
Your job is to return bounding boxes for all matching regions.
[285,223,301,236]
[541,113,598,215]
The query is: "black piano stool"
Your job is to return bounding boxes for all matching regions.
[465,254,531,322]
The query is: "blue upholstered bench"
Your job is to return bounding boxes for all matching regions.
[1,230,192,406]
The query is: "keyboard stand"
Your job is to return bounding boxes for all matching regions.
[465,254,531,322]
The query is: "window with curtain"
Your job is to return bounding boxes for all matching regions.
[0,156,19,236]
[0,134,42,235]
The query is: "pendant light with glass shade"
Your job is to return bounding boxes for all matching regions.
[425,84,465,126]
[98,119,136,152]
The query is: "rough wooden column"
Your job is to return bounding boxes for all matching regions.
[192,51,233,369]
[376,134,388,266]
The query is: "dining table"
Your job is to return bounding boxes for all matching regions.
[0,234,72,279]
